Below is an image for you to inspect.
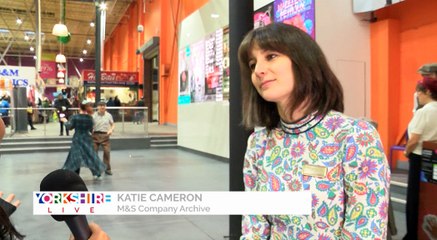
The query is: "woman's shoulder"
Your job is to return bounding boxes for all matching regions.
[247,127,268,146]
[418,102,437,114]
[251,127,269,137]
[326,111,378,134]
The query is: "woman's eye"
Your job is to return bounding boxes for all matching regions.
[249,62,256,71]
[266,54,277,61]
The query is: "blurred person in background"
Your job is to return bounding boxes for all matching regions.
[113,96,121,121]
[55,94,71,136]
[413,63,437,112]
[106,97,116,120]
[403,78,437,240]
[41,97,52,123]
[1,93,10,104]
[26,99,36,130]
[0,97,10,128]
[92,102,114,176]
[133,96,145,124]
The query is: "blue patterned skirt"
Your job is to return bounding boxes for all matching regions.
[63,132,106,176]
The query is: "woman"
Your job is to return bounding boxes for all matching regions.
[403,78,437,240]
[26,100,36,130]
[61,103,106,179]
[55,94,71,136]
[0,98,10,128]
[41,97,51,123]
[238,23,390,239]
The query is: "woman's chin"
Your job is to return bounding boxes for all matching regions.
[259,93,280,104]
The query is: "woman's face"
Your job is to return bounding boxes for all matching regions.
[417,90,429,106]
[249,44,295,108]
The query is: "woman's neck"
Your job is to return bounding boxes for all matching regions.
[422,96,436,106]
[277,103,306,123]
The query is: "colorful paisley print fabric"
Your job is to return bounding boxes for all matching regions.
[241,111,390,240]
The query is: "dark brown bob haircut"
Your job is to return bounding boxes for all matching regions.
[238,23,344,130]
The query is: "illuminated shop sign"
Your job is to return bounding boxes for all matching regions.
[82,70,139,86]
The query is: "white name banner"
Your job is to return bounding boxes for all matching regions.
[33,191,311,215]
[0,66,36,87]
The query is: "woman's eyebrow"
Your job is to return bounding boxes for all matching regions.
[247,53,255,61]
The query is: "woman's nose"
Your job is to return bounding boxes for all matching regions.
[254,62,266,78]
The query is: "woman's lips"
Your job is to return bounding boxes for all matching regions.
[260,80,275,89]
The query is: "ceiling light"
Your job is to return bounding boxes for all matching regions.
[210,13,220,18]
[82,49,88,55]
[30,46,34,52]
[99,2,107,10]
[24,35,30,41]
[55,53,66,63]
[79,58,84,62]
[52,23,69,37]
[90,22,95,27]
[16,18,23,25]
[58,78,65,84]
[86,39,92,45]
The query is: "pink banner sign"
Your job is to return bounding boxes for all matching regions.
[40,60,57,79]
[82,70,139,86]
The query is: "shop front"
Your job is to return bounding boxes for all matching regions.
[82,70,140,122]
[82,70,139,104]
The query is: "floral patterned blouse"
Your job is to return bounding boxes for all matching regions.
[241,111,390,240]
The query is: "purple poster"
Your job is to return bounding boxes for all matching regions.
[274,0,315,39]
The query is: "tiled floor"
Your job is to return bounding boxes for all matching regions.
[0,148,408,240]
[0,149,228,240]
